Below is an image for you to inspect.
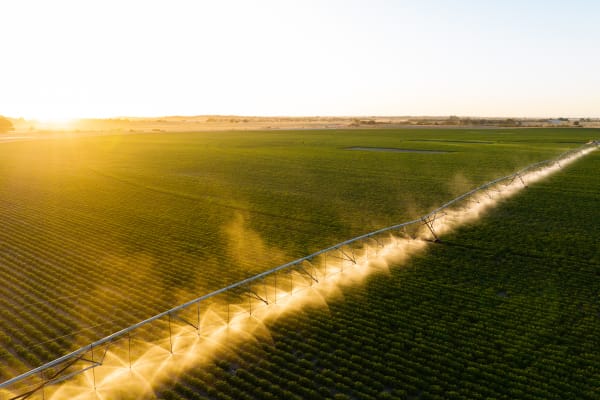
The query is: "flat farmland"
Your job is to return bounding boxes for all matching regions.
[0,128,597,380]
[157,134,600,400]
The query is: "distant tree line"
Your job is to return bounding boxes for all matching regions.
[444,116,521,126]
[0,116,14,133]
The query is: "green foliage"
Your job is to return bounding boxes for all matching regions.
[0,116,13,133]
[0,128,598,384]
[155,141,600,398]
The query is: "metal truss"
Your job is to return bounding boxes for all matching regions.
[1,141,597,399]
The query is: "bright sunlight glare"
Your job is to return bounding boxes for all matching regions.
[1,0,600,120]
[5,143,593,400]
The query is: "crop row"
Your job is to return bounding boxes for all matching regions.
[156,150,600,399]
[0,129,596,386]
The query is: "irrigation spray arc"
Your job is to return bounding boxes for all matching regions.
[1,141,597,400]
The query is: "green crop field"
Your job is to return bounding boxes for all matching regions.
[0,128,598,393]
[154,136,600,400]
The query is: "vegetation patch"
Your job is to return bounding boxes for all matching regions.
[0,128,597,383]
[158,148,600,400]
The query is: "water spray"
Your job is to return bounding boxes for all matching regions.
[0,141,597,400]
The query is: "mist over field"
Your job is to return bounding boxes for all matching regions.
[2,1,600,398]
[1,127,599,399]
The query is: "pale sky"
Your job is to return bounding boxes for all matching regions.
[1,0,599,120]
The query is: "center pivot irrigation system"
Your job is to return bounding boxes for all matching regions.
[1,141,598,399]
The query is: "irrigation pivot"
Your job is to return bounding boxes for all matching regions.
[1,141,597,400]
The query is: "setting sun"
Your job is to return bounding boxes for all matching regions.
[36,116,76,126]
[0,4,599,399]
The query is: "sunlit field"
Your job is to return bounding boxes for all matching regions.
[0,128,598,397]
[157,148,600,400]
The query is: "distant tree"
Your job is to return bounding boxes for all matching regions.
[446,115,460,125]
[0,116,14,133]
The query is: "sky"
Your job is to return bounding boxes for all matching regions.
[1,0,599,120]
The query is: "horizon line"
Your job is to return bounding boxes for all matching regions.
[6,114,599,121]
